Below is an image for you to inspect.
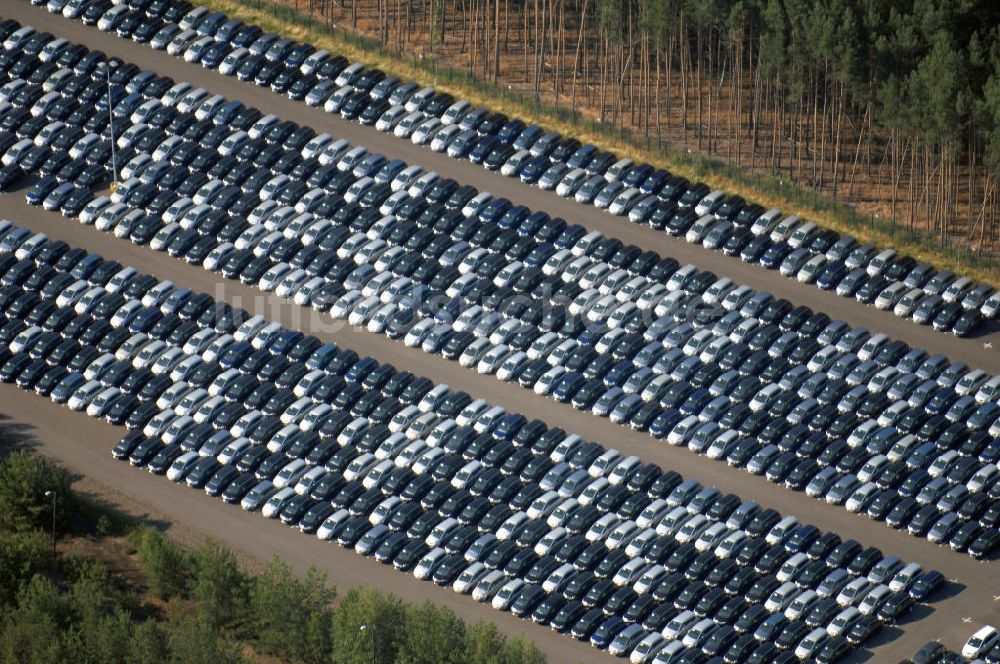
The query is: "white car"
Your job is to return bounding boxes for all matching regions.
[491,579,525,611]
[827,607,862,638]
[260,487,296,518]
[408,547,444,580]
[165,451,199,482]
[315,509,351,541]
[963,626,999,659]
[630,634,668,664]
[452,562,489,595]
[330,290,364,319]
[794,627,829,661]
[85,387,120,418]
[858,584,892,616]
[471,570,507,603]
[662,610,697,641]
[681,618,716,650]
[476,344,511,375]
[836,577,872,607]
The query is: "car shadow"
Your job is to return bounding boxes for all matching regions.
[962,316,1000,339]
[846,625,905,662]
[898,602,935,625]
[936,579,967,601]
[0,411,39,453]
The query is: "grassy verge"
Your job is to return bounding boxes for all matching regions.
[195,0,1000,288]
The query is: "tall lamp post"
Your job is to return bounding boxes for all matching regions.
[43,490,56,565]
[359,624,375,664]
[100,61,119,189]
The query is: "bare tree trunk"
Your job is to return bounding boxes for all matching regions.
[655,45,662,144]
[831,82,844,200]
[750,37,761,169]
[569,0,588,115]
[695,27,703,149]
[680,14,688,146]
[846,99,871,199]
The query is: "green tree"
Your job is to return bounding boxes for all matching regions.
[395,601,467,664]
[0,575,71,664]
[126,620,169,664]
[0,450,73,534]
[131,527,189,600]
[330,588,405,664]
[60,560,136,664]
[458,619,548,664]
[248,557,335,662]
[301,609,332,664]
[0,530,49,603]
[165,616,247,664]
[0,607,65,664]
[500,637,546,664]
[69,559,114,624]
[62,609,133,664]
[980,28,1000,171]
[190,539,247,632]
[463,621,508,664]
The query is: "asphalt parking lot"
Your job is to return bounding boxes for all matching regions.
[3,193,997,662]
[1,2,999,662]
[6,1,1000,377]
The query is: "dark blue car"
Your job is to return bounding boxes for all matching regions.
[305,343,340,371]
[567,144,599,169]
[345,356,379,383]
[268,330,304,356]
[623,163,655,187]
[25,176,59,206]
[518,155,551,184]
[220,341,254,368]
[589,616,625,650]
[232,25,263,48]
[554,223,587,249]
[497,204,530,230]
[129,306,162,334]
[641,169,671,194]
[214,19,245,43]
[494,413,528,441]
[760,241,793,269]
[513,125,544,151]
[286,44,316,68]
[197,12,228,37]
[201,41,232,69]
[496,119,526,145]
[469,135,501,164]
[478,197,512,224]
[552,372,586,402]
[909,570,945,601]
[816,260,849,290]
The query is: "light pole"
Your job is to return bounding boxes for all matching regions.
[100,61,119,189]
[43,490,56,564]
[359,624,375,664]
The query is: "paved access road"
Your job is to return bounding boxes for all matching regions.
[4,195,997,662]
[6,2,1000,376]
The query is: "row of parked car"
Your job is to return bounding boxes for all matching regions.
[0,219,944,663]
[908,624,1000,663]
[42,0,999,336]
[0,22,998,559]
